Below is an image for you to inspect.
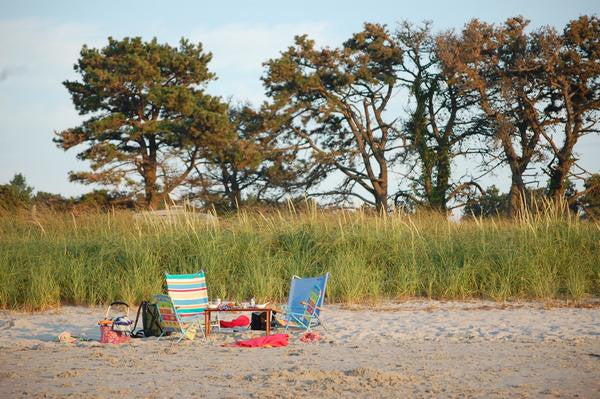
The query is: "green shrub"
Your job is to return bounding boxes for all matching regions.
[0,208,598,310]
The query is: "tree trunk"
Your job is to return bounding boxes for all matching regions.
[230,173,242,209]
[220,165,242,209]
[432,146,451,212]
[428,194,448,212]
[498,120,538,218]
[373,187,388,213]
[373,152,388,213]
[547,131,577,205]
[548,162,569,203]
[144,166,160,209]
[508,172,526,217]
[143,137,160,209]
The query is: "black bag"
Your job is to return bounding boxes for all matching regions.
[131,301,163,338]
[250,311,278,331]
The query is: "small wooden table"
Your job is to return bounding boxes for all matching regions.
[204,307,272,336]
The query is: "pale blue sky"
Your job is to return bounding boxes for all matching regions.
[1,0,598,197]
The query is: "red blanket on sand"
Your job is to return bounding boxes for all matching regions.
[219,315,250,328]
[230,333,289,348]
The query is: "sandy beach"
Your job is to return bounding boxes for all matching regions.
[1,300,599,398]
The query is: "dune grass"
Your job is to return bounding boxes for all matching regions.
[0,206,599,310]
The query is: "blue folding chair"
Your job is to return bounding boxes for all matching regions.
[277,273,330,331]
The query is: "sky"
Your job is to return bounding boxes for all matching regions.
[1,0,599,198]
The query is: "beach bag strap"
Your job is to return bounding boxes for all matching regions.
[130,302,145,338]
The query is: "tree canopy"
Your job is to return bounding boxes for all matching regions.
[55,37,228,208]
[395,21,485,211]
[437,16,600,215]
[186,103,324,209]
[0,173,34,211]
[263,23,406,211]
[48,17,599,216]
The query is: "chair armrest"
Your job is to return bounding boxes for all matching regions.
[299,301,323,311]
[271,304,289,314]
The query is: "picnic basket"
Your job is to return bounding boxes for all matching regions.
[99,301,132,344]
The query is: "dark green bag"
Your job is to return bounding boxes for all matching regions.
[131,301,163,338]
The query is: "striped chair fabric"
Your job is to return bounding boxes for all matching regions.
[302,285,321,327]
[165,272,209,323]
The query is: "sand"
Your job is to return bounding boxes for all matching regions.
[0,300,599,398]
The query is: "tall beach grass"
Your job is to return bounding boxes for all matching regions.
[1,205,599,310]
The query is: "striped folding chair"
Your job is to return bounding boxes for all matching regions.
[155,271,209,343]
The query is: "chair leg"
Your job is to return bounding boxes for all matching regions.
[199,321,206,340]
[288,314,311,333]
[177,323,192,343]
[215,312,221,332]
[193,319,202,341]
[177,332,185,343]
[313,314,328,331]
[177,319,200,343]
